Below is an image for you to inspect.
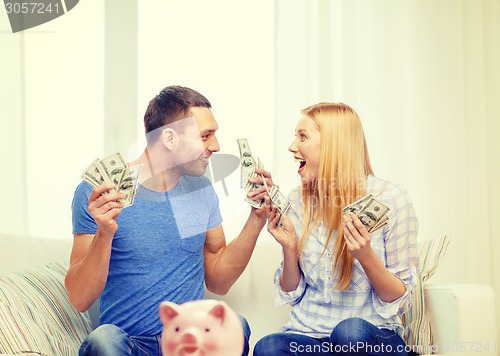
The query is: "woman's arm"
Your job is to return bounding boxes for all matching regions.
[343,213,406,302]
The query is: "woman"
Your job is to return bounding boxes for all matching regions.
[254,103,418,355]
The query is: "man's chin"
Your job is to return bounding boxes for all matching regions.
[178,160,209,177]
[188,167,209,178]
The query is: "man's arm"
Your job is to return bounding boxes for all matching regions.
[65,183,124,312]
[203,169,271,294]
[65,232,114,312]
[203,210,265,295]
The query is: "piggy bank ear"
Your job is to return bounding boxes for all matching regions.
[159,301,180,325]
[209,303,226,325]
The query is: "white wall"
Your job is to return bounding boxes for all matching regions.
[1,1,104,239]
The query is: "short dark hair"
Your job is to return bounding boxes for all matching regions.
[144,85,211,143]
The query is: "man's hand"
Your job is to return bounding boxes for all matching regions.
[247,168,273,220]
[88,183,125,238]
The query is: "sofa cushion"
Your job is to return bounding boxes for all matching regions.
[402,235,450,355]
[0,262,93,355]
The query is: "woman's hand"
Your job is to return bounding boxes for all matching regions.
[265,196,297,251]
[343,212,373,262]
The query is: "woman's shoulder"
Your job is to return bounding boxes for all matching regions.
[287,185,302,203]
[367,175,412,210]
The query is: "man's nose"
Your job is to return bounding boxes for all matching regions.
[207,137,220,152]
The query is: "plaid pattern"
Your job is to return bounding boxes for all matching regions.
[274,175,419,339]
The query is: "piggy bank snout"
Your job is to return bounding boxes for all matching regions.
[160,300,244,356]
[180,332,197,344]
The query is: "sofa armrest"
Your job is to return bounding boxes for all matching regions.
[424,284,498,355]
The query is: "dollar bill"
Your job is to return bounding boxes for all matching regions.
[100,152,127,186]
[370,215,389,232]
[82,158,108,187]
[343,195,372,216]
[117,164,143,208]
[81,153,141,208]
[343,195,389,233]
[269,185,291,216]
[260,176,292,226]
[238,138,267,208]
[244,158,265,208]
[238,138,256,189]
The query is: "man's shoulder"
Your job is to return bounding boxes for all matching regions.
[74,180,93,198]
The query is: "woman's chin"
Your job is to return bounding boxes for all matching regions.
[299,172,316,185]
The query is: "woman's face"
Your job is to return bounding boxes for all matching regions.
[288,115,321,184]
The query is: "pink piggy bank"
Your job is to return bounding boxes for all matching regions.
[159,299,244,356]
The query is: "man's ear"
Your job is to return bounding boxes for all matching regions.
[161,128,177,150]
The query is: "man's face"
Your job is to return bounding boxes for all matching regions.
[177,107,220,177]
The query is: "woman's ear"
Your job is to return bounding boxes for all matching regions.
[161,128,177,150]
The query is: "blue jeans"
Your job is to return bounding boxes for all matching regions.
[253,318,407,355]
[79,315,251,356]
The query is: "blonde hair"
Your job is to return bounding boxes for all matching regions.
[297,102,374,290]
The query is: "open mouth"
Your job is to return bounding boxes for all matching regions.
[295,157,306,171]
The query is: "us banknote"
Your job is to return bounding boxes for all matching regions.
[81,152,142,208]
[343,194,389,233]
[238,138,266,208]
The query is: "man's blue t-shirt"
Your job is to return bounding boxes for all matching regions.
[71,175,223,336]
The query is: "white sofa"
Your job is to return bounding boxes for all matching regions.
[0,233,498,355]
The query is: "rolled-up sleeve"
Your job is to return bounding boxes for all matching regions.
[372,265,418,318]
[373,185,419,318]
[273,261,307,306]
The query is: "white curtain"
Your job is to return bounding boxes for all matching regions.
[273,0,500,341]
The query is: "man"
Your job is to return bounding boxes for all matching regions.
[66,85,270,355]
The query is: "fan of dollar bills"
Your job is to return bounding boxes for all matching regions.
[343,195,390,233]
[81,152,142,208]
[238,139,291,220]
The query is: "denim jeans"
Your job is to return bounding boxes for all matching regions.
[253,317,407,356]
[79,315,251,356]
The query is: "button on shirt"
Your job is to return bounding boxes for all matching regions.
[274,175,419,338]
